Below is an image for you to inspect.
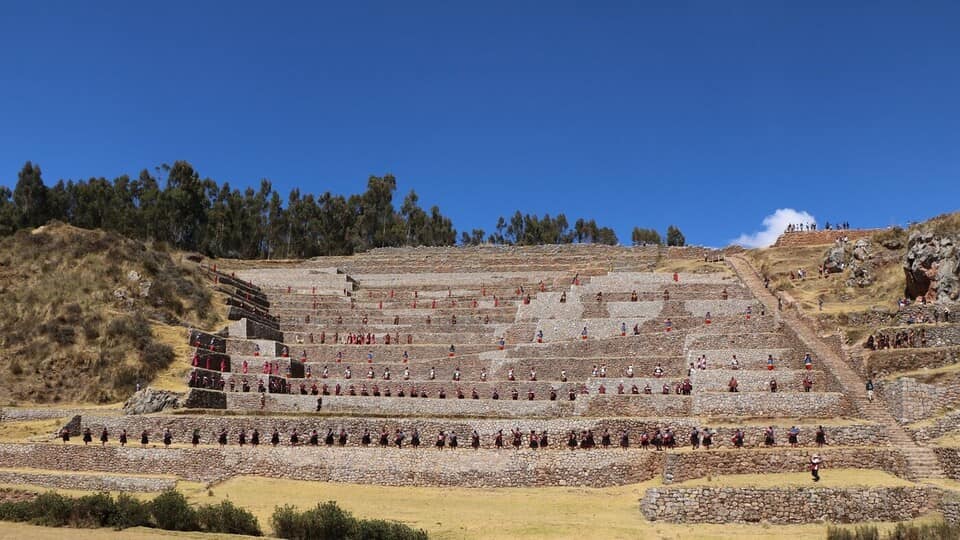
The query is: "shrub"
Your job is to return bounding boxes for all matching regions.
[53,325,76,346]
[150,490,198,531]
[105,313,151,348]
[271,501,358,540]
[113,493,151,529]
[0,500,34,522]
[270,501,426,540]
[196,500,262,536]
[271,505,306,539]
[71,492,118,528]
[358,518,429,540]
[141,342,174,370]
[32,492,72,527]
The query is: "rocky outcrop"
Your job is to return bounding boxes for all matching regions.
[847,239,877,287]
[904,231,960,302]
[122,388,183,415]
[823,245,847,274]
[821,238,884,287]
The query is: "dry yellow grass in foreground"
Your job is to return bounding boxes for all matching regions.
[0,522,250,540]
[174,473,934,540]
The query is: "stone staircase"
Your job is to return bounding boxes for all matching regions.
[727,254,945,480]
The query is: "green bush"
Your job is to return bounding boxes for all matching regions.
[32,492,72,527]
[141,342,174,370]
[113,493,151,530]
[196,500,262,536]
[271,501,426,540]
[271,505,305,539]
[358,518,429,540]
[71,492,118,528]
[150,490,198,531]
[0,500,35,522]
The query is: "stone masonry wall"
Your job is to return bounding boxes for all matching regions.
[878,378,946,423]
[942,495,960,525]
[0,443,662,488]
[692,392,848,418]
[911,409,960,442]
[661,448,906,484]
[865,347,960,378]
[772,229,879,248]
[0,470,174,493]
[934,447,960,480]
[641,486,936,524]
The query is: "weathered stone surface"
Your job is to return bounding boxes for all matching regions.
[661,448,907,484]
[846,239,878,287]
[823,245,847,274]
[904,231,960,302]
[123,388,183,415]
[934,447,960,480]
[0,442,662,488]
[0,470,173,493]
[641,486,937,523]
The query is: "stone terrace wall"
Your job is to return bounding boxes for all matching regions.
[873,324,960,348]
[942,495,960,525]
[692,392,848,417]
[689,369,835,393]
[661,448,906,484]
[0,470,174,493]
[641,486,935,524]
[220,392,696,418]
[772,229,879,248]
[866,347,960,378]
[0,408,81,422]
[911,409,960,442]
[507,334,686,359]
[228,318,284,341]
[878,378,953,423]
[934,447,960,480]
[0,443,662,488]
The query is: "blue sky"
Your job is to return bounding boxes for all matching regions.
[1,1,958,247]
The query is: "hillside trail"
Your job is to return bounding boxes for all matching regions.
[726,254,944,480]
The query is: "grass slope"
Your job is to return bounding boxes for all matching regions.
[0,222,223,405]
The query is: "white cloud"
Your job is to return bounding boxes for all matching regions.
[733,208,817,248]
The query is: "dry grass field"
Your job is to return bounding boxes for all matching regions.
[174,472,926,540]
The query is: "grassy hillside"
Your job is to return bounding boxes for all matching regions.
[0,222,223,405]
[747,235,905,318]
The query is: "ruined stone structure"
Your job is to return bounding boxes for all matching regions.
[8,244,955,525]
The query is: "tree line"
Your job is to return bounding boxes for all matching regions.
[0,161,685,257]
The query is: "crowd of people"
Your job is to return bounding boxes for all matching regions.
[62,424,829,450]
[784,222,852,233]
[865,328,928,350]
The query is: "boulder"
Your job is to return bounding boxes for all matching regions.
[122,388,183,415]
[904,231,960,302]
[852,239,871,262]
[846,239,876,287]
[822,246,847,274]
